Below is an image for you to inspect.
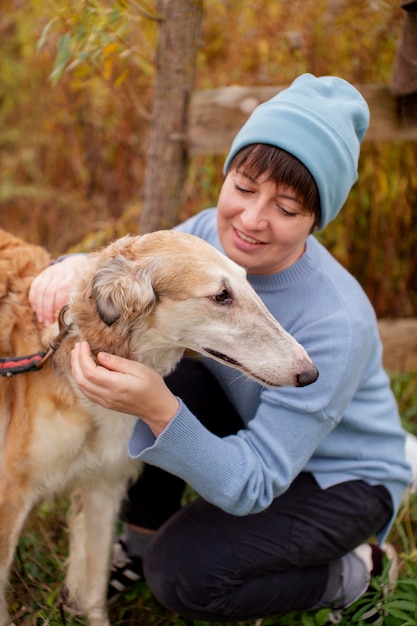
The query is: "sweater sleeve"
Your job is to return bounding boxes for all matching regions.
[128,394,335,515]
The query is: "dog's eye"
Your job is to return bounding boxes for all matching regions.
[212,289,232,304]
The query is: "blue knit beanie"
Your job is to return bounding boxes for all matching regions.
[223,74,370,229]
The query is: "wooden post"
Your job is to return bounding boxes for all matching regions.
[140,0,203,233]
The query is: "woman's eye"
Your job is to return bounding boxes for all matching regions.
[280,206,297,217]
[212,289,232,304]
[235,184,252,194]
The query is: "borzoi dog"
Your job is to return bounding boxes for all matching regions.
[0,228,318,626]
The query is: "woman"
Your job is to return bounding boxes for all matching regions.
[30,74,412,622]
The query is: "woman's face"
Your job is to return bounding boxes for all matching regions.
[217,169,317,275]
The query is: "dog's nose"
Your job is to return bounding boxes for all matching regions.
[296,360,319,387]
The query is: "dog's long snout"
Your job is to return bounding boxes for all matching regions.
[296,360,319,387]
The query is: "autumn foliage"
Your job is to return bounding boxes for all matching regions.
[0,0,416,317]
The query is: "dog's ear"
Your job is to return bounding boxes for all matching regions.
[91,256,156,326]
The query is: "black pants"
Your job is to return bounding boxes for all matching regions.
[123,359,393,622]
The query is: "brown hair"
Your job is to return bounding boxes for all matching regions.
[227,144,321,226]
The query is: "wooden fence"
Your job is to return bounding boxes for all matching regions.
[187,84,417,156]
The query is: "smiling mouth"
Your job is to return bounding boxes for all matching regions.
[235,228,264,245]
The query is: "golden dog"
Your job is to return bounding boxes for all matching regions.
[0,228,318,625]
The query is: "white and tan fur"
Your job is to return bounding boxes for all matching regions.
[0,228,318,626]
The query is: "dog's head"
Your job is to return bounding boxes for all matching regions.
[72,231,318,387]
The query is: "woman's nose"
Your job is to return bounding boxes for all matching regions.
[240,203,269,230]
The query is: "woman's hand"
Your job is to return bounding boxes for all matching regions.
[29,254,85,326]
[71,342,180,437]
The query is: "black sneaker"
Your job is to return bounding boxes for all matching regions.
[108,539,144,604]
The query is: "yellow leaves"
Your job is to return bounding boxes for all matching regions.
[103,41,118,57]
[36,1,152,88]
[103,42,129,82]
[114,68,130,87]
[103,55,114,80]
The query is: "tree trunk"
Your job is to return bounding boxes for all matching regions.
[139,0,203,233]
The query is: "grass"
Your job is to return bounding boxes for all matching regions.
[7,370,417,626]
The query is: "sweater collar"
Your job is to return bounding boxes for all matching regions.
[246,235,319,292]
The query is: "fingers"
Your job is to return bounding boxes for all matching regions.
[71,342,138,406]
[71,343,150,393]
[96,350,141,375]
[29,266,65,325]
[29,254,85,325]
[70,342,179,434]
[71,342,114,407]
[71,341,109,386]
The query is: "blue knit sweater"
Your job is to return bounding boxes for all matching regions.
[128,208,411,542]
